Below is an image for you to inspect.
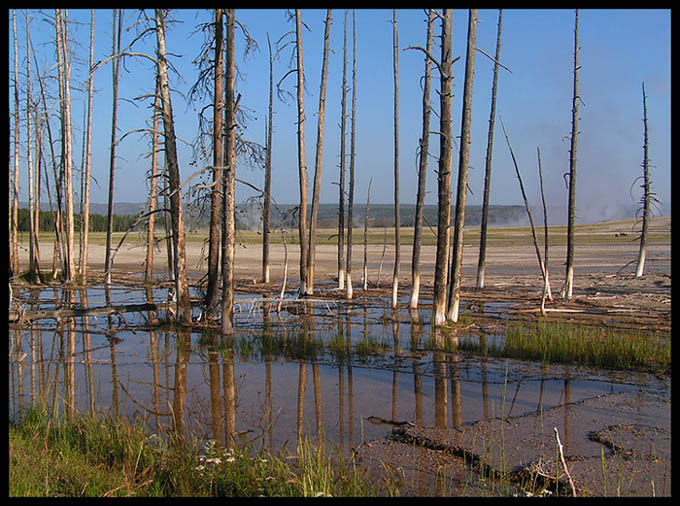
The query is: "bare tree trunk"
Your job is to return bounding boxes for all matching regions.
[409,8,434,309]
[34,48,64,281]
[295,9,310,296]
[337,10,349,291]
[432,8,454,326]
[220,8,237,334]
[104,9,123,285]
[79,8,95,284]
[476,8,503,290]
[27,9,40,282]
[447,8,478,323]
[345,10,357,300]
[391,8,400,309]
[11,10,20,277]
[362,178,372,290]
[145,73,161,284]
[262,34,274,284]
[205,9,224,313]
[57,9,76,283]
[307,9,332,295]
[564,9,580,299]
[155,8,192,324]
[635,82,650,278]
[537,147,552,304]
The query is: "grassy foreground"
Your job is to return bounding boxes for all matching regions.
[9,406,380,497]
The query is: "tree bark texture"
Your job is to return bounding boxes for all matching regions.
[295,9,310,296]
[337,10,349,291]
[221,8,237,333]
[345,9,357,300]
[432,8,454,327]
[391,8,400,309]
[307,9,332,295]
[564,8,580,299]
[155,8,192,324]
[635,82,650,278]
[476,8,503,290]
[205,8,224,313]
[409,8,434,309]
[262,34,274,284]
[447,8,477,323]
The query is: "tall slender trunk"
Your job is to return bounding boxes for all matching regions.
[155,8,192,324]
[362,178,372,290]
[447,8,478,323]
[205,9,224,313]
[537,147,552,304]
[220,8,237,334]
[432,9,454,326]
[409,9,434,309]
[337,10,349,291]
[306,9,332,295]
[79,9,95,284]
[27,9,40,282]
[391,9,400,309]
[635,82,650,278]
[564,9,580,299]
[262,34,274,284]
[104,9,122,285]
[145,74,161,283]
[476,8,503,290]
[295,9,309,296]
[11,10,20,277]
[60,9,77,284]
[345,9,357,300]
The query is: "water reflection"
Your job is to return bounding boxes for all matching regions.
[8,285,665,459]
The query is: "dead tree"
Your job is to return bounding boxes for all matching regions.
[391,8,401,309]
[26,9,41,282]
[220,8,237,333]
[307,9,332,295]
[104,8,123,285]
[11,10,20,277]
[79,8,95,284]
[362,178,372,290]
[204,8,224,314]
[447,8,478,323]
[145,73,161,284]
[537,147,553,308]
[476,8,503,290]
[635,82,655,278]
[295,9,310,296]
[345,9,357,300]
[432,8,454,327]
[409,8,435,309]
[262,34,274,284]
[563,8,580,299]
[337,9,349,291]
[155,8,192,324]
[500,117,551,309]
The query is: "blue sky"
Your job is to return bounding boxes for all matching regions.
[11,9,671,224]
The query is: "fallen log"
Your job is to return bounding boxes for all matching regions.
[9,302,168,323]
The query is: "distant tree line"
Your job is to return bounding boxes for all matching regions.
[15,208,161,233]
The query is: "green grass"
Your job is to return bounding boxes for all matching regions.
[9,405,380,497]
[460,319,670,373]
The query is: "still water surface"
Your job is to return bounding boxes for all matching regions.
[9,284,666,456]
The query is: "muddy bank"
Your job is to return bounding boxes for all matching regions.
[356,381,670,496]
